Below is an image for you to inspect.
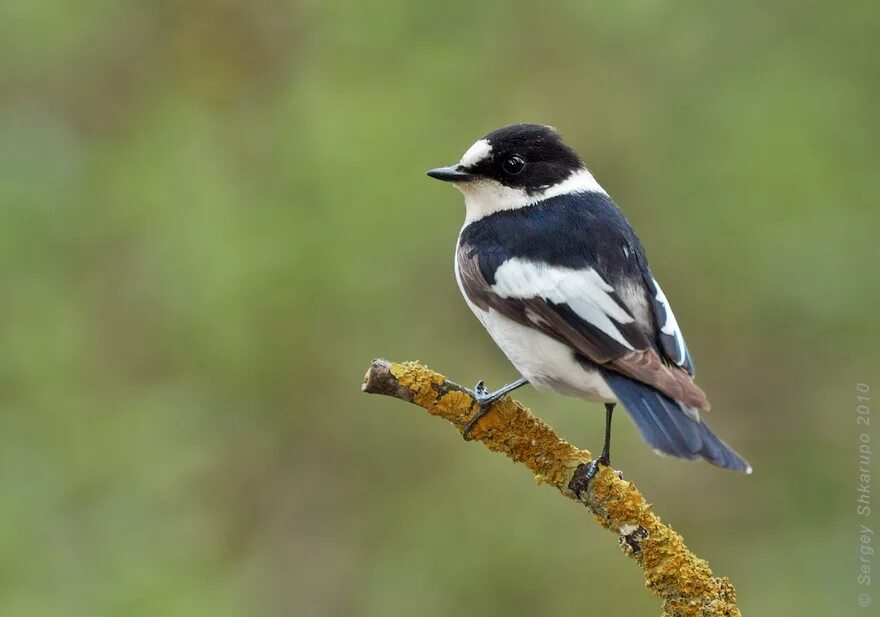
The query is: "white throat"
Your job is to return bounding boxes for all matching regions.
[458,168,607,224]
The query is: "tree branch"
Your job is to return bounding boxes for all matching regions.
[362,359,741,617]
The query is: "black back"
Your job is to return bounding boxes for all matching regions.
[459,190,648,285]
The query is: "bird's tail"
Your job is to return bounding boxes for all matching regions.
[602,371,752,473]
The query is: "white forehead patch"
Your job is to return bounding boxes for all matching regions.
[460,139,493,168]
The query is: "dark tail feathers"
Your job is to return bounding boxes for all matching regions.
[603,371,751,473]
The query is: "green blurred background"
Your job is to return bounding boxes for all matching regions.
[2,1,878,615]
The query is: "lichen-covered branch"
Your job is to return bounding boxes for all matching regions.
[362,359,741,617]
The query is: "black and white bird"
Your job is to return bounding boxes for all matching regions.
[427,124,751,477]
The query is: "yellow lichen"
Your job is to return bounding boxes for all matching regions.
[371,360,741,617]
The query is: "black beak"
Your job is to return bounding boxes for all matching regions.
[426,165,475,182]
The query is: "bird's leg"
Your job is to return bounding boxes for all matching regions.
[462,377,529,441]
[569,403,616,497]
[599,402,614,466]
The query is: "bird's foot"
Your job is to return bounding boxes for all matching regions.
[461,378,529,441]
[462,380,501,441]
[568,454,621,498]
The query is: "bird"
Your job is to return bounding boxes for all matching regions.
[426,123,751,481]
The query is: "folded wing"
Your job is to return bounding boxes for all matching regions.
[457,248,709,411]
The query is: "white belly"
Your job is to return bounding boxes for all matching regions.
[471,306,616,402]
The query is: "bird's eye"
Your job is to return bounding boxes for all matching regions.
[502,155,526,175]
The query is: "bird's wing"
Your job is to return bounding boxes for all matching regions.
[638,272,696,376]
[456,191,707,410]
[458,247,709,411]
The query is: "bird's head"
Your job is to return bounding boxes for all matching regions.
[427,124,604,223]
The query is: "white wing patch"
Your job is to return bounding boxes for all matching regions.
[460,139,493,167]
[616,280,651,326]
[492,258,635,349]
[653,278,687,364]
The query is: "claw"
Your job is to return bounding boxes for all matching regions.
[568,458,605,498]
[461,377,529,441]
[474,380,488,400]
[462,403,491,441]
